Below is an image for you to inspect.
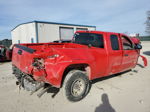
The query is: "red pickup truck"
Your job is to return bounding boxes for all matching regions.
[12,31,147,101]
[0,45,12,62]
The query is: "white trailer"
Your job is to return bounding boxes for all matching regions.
[11,21,96,44]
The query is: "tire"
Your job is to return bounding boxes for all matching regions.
[63,70,90,102]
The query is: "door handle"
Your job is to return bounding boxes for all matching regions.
[124,54,128,56]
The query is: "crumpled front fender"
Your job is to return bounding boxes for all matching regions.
[139,55,148,67]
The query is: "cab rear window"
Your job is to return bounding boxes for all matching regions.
[110,35,119,50]
[73,33,104,48]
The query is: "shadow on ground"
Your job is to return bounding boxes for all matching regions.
[95,93,116,112]
[45,71,130,99]
[143,51,150,56]
[0,60,11,64]
[92,70,130,84]
[47,86,60,98]
[137,63,144,68]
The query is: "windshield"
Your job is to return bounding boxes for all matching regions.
[73,33,104,48]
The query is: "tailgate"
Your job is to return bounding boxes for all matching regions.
[12,44,36,74]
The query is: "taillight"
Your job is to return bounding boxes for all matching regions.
[32,58,44,69]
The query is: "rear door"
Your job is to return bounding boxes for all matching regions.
[106,33,123,75]
[120,35,139,71]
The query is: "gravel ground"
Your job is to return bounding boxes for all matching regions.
[0,41,150,112]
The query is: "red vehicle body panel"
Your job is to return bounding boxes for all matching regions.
[130,37,141,44]
[0,45,12,61]
[12,31,145,88]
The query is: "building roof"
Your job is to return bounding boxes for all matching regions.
[12,20,96,31]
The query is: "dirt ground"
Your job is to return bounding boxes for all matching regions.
[0,41,150,112]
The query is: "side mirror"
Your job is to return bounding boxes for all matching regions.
[134,44,142,49]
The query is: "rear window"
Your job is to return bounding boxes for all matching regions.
[73,33,104,48]
[110,35,119,50]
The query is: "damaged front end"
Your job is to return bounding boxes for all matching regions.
[139,55,148,67]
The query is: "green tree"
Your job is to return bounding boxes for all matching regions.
[145,11,150,34]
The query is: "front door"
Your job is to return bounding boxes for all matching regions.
[120,35,139,71]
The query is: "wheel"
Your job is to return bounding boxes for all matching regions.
[63,70,90,102]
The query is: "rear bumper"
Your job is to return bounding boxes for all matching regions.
[12,65,24,82]
[12,65,48,84]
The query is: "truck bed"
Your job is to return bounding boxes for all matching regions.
[12,42,88,74]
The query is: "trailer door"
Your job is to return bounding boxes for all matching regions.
[60,27,74,40]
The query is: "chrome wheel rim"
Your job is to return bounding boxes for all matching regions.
[71,78,86,97]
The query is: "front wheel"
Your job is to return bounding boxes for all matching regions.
[63,70,90,102]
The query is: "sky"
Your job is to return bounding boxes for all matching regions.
[0,0,150,40]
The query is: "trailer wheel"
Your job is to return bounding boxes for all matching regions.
[63,70,90,102]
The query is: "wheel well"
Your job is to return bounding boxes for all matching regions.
[61,64,90,87]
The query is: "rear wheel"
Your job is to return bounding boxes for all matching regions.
[63,70,90,102]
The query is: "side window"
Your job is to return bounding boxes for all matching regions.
[110,35,119,50]
[74,33,104,48]
[76,28,88,31]
[90,33,104,48]
[121,36,133,50]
